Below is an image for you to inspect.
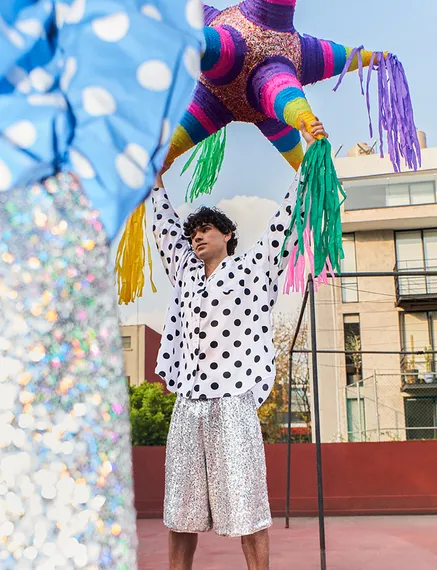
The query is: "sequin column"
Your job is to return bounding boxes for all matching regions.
[0,173,137,570]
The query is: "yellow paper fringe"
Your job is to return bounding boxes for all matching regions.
[115,203,157,305]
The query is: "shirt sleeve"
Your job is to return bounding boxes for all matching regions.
[247,169,300,282]
[151,186,191,286]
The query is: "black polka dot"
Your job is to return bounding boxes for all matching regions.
[200,373,207,381]
[169,380,175,387]
[256,253,262,260]
[228,272,234,279]
[234,319,241,326]
[262,326,268,333]
[194,385,200,392]
[211,320,218,327]
[224,393,231,397]
[234,340,241,348]
[262,384,269,391]
[235,381,243,389]
[199,353,206,360]
[223,308,231,316]
[235,298,241,305]
[234,361,242,368]
[223,351,230,359]
[163,353,170,359]
[246,348,251,356]
[254,355,260,363]
[245,328,251,335]
[223,330,230,337]
[210,341,218,348]
[199,394,207,400]
[211,382,219,390]
[261,305,269,312]
[199,331,207,339]
[255,376,262,383]
[212,299,219,306]
[258,397,263,404]
[245,309,251,316]
[244,288,251,295]
[266,365,271,372]
[200,311,207,318]
[224,372,231,379]
[210,362,218,370]
[217,280,224,287]
[246,368,252,376]
[254,335,260,342]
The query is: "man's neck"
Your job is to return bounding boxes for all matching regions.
[204,253,228,279]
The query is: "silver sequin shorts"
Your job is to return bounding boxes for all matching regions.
[164,391,272,537]
[0,173,137,569]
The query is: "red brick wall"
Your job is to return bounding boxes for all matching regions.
[133,442,437,518]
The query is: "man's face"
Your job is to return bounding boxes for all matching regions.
[190,223,231,261]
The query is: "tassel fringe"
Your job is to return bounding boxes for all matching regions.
[115,203,157,305]
[282,138,345,294]
[334,50,421,172]
[182,128,227,202]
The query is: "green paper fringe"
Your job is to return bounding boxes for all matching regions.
[282,138,346,276]
[181,128,226,203]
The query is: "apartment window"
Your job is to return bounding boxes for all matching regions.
[344,172,437,211]
[405,398,437,440]
[122,336,132,349]
[341,234,359,303]
[401,311,436,376]
[344,314,362,385]
[395,229,437,295]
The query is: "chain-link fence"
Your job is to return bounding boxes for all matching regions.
[345,368,437,442]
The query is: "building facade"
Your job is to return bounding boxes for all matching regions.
[315,135,437,442]
[120,324,163,387]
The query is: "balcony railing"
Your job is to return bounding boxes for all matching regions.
[394,260,437,305]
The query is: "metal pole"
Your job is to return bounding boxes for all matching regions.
[357,378,363,442]
[373,371,381,442]
[285,356,293,529]
[308,275,327,570]
[285,285,310,529]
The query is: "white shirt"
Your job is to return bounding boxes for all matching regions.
[152,176,299,408]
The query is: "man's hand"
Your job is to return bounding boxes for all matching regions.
[300,119,328,148]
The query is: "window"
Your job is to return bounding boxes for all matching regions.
[344,314,362,385]
[347,398,366,442]
[343,172,437,211]
[405,398,437,440]
[122,336,132,349]
[395,229,437,295]
[401,311,436,377]
[341,234,359,303]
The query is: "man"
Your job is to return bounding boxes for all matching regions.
[152,120,327,570]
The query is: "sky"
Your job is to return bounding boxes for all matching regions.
[115,0,437,332]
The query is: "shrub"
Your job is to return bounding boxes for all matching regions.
[129,382,176,446]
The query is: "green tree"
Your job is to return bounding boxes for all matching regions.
[129,382,176,446]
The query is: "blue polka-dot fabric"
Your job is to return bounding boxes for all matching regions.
[0,0,204,240]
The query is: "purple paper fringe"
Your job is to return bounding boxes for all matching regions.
[334,50,421,172]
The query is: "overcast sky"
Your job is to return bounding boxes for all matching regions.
[114,0,437,332]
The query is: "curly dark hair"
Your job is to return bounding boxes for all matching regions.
[183,206,238,255]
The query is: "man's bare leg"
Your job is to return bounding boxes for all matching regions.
[241,529,269,570]
[169,531,198,570]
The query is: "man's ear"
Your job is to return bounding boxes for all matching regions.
[224,232,232,243]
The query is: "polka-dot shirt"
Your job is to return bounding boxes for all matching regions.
[0,0,204,241]
[152,176,299,408]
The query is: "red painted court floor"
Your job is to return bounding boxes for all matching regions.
[137,516,437,569]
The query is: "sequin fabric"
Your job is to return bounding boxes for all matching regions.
[0,173,137,569]
[164,392,272,537]
[200,5,302,123]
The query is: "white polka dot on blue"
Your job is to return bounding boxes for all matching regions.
[0,0,205,240]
